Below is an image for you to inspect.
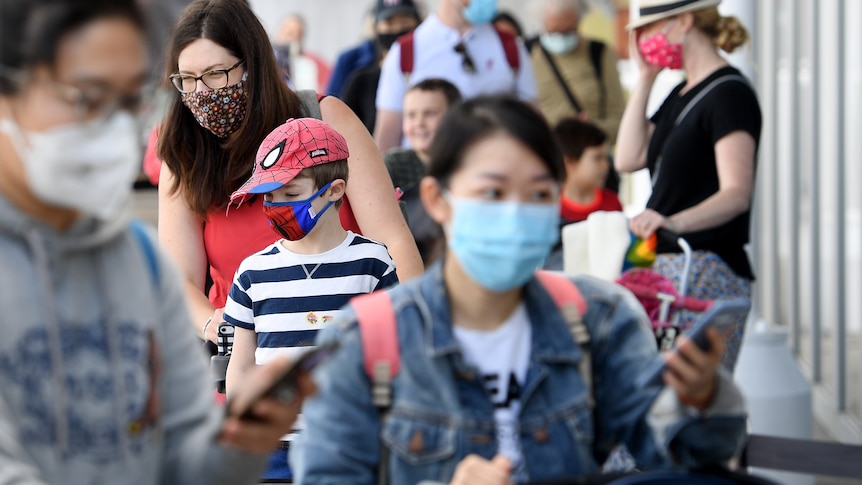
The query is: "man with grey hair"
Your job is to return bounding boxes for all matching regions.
[528,0,625,145]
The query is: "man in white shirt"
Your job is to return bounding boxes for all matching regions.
[374,0,537,152]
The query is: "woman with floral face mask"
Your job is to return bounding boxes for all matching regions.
[292,96,747,485]
[0,0,311,482]
[157,0,422,346]
[616,0,761,372]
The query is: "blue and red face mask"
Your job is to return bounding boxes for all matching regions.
[263,181,335,241]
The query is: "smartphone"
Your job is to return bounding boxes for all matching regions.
[230,340,340,419]
[635,298,749,389]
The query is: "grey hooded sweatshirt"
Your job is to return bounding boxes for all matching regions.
[0,193,267,485]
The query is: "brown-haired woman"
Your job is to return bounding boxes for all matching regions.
[616,0,761,371]
[157,0,423,344]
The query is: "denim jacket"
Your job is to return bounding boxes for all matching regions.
[291,263,746,484]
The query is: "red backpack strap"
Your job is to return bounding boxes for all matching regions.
[398,31,416,77]
[352,291,400,409]
[535,270,593,407]
[494,27,520,73]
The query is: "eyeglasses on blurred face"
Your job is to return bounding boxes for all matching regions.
[0,65,149,122]
[169,60,245,93]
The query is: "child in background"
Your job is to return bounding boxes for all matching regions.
[224,118,398,482]
[544,118,623,270]
[384,78,462,266]
[384,78,462,191]
[555,118,623,224]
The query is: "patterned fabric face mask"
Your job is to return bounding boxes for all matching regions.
[181,81,248,138]
[263,181,335,241]
[638,21,684,70]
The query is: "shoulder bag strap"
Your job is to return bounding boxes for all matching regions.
[588,40,606,119]
[674,74,749,127]
[538,44,584,114]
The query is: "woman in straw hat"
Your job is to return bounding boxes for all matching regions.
[616,0,761,372]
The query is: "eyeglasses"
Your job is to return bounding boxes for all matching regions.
[50,81,150,121]
[1,65,149,121]
[453,42,476,74]
[169,60,245,93]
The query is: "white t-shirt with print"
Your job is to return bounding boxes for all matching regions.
[453,303,532,482]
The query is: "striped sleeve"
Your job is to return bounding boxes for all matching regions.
[224,270,256,330]
[349,234,398,290]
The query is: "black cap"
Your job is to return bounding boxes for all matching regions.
[375,0,419,22]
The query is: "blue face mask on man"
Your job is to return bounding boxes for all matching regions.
[462,0,498,25]
[445,197,559,292]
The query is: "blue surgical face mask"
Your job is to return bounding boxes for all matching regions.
[263,181,335,241]
[445,197,559,292]
[540,31,579,55]
[462,0,498,25]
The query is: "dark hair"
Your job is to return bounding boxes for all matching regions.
[428,96,564,186]
[0,0,145,94]
[158,0,304,216]
[553,118,607,160]
[492,11,524,38]
[296,159,349,209]
[407,78,462,107]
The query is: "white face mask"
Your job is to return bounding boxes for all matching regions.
[540,32,579,55]
[0,112,141,221]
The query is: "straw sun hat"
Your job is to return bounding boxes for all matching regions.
[626,0,721,30]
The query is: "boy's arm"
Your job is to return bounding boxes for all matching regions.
[226,327,258,399]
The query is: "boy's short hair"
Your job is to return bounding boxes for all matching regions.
[554,118,608,160]
[295,160,349,208]
[407,78,463,107]
[231,118,350,207]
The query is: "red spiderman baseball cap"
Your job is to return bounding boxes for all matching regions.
[231,118,350,205]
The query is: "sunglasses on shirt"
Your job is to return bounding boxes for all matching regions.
[453,41,476,74]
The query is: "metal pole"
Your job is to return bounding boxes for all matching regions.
[835,0,847,412]
[790,0,802,358]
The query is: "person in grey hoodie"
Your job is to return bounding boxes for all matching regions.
[0,1,309,483]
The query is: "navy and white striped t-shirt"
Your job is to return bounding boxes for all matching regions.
[223,231,398,365]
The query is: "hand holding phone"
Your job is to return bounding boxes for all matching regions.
[635,298,748,389]
[227,341,340,419]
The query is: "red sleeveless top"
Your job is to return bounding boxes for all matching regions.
[203,196,361,308]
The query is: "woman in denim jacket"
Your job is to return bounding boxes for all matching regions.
[292,96,746,485]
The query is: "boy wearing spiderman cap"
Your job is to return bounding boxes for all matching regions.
[224,118,399,481]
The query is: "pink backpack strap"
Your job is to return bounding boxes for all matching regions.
[535,270,593,408]
[352,291,400,408]
[535,270,587,316]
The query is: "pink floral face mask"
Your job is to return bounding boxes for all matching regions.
[638,21,684,70]
[181,81,248,138]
